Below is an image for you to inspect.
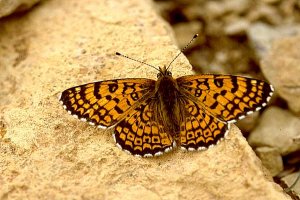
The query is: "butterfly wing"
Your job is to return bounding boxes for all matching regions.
[177,75,274,123]
[59,78,155,128]
[180,98,229,150]
[114,98,175,157]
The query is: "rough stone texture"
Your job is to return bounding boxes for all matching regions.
[248,107,300,156]
[282,172,300,197]
[247,23,300,59]
[0,0,41,18]
[0,0,291,199]
[255,147,283,176]
[260,34,300,114]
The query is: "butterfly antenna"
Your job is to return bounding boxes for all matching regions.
[166,34,198,70]
[116,52,160,72]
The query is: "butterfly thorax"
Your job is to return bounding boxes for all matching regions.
[154,68,183,137]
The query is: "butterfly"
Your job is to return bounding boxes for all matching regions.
[59,34,274,157]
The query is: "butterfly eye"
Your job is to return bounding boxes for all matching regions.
[157,73,162,78]
[167,71,172,76]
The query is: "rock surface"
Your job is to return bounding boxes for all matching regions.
[247,23,300,60]
[0,0,291,199]
[248,107,300,155]
[260,35,300,114]
[282,172,300,197]
[255,147,283,176]
[0,0,41,18]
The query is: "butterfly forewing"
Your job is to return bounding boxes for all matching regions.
[177,75,274,123]
[60,78,155,128]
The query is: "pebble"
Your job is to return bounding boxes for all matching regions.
[255,146,283,176]
[260,34,300,113]
[248,107,300,155]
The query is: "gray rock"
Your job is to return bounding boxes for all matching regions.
[255,146,283,176]
[261,35,300,113]
[248,23,300,114]
[247,23,300,59]
[281,172,300,197]
[248,107,300,155]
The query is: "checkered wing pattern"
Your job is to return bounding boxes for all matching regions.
[59,79,155,128]
[177,75,274,123]
[113,98,175,157]
[180,98,229,151]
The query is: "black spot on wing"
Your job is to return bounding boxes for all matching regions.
[214,79,223,88]
[108,83,118,92]
[106,95,112,101]
[230,76,238,93]
[94,82,101,99]
[115,106,124,114]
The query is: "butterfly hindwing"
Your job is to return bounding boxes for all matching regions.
[113,98,175,157]
[180,98,229,150]
[177,75,274,123]
[59,78,155,128]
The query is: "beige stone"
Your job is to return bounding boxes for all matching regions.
[247,4,281,25]
[0,0,41,18]
[247,23,300,59]
[248,107,300,155]
[261,35,300,114]
[205,0,250,18]
[224,18,250,35]
[0,0,291,199]
[255,147,283,176]
[282,172,300,197]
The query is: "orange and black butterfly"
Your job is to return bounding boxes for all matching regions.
[59,34,273,157]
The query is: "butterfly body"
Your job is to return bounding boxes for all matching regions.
[153,66,184,141]
[60,65,273,157]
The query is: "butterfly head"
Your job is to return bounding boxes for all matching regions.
[157,65,172,79]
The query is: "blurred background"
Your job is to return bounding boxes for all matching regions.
[153,0,300,196]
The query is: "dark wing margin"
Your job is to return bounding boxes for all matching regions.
[177,74,274,123]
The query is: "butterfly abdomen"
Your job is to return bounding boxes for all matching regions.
[155,75,183,137]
